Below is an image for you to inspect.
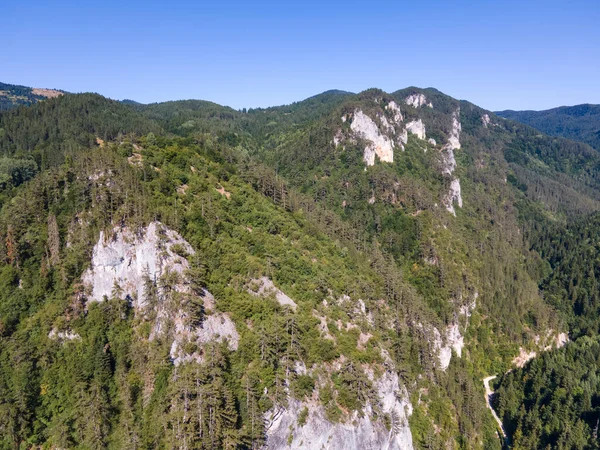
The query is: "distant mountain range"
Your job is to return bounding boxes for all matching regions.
[497,104,600,150]
[0,82,65,110]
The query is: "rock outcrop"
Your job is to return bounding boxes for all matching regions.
[350,110,396,166]
[441,111,463,215]
[444,178,463,216]
[248,277,298,310]
[406,119,426,140]
[264,371,414,450]
[386,101,404,123]
[481,114,491,128]
[82,221,192,307]
[82,221,239,365]
[405,93,432,109]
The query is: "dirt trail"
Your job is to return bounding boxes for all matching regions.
[483,376,506,440]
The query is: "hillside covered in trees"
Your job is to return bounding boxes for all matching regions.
[498,104,600,151]
[0,82,65,111]
[1,84,600,449]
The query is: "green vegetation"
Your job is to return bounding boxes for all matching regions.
[498,104,600,151]
[494,337,600,449]
[0,93,160,168]
[0,83,599,449]
[0,82,63,111]
[493,211,600,448]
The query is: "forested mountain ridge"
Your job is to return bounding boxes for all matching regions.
[0,85,599,449]
[497,104,600,151]
[0,82,65,111]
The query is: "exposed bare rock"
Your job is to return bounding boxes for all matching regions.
[445,323,464,358]
[82,222,192,307]
[405,119,426,140]
[357,332,372,350]
[313,311,334,340]
[424,321,465,371]
[379,114,395,133]
[441,111,461,175]
[170,292,240,366]
[405,93,432,108]
[350,110,395,166]
[82,222,239,364]
[512,348,537,368]
[444,178,463,216]
[127,152,143,167]
[554,332,569,348]
[459,292,478,330]
[248,277,298,310]
[481,114,491,128]
[385,100,404,123]
[264,371,413,450]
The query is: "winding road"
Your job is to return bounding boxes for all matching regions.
[483,376,506,441]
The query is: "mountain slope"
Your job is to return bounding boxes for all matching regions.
[1,85,600,449]
[0,136,422,448]
[497,104,600,151]
[0,82,64,110]
[0,93,161,168]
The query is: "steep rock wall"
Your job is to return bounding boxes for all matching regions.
[350,110,396,166]
[82,222,239,364]
[264,371,414,450]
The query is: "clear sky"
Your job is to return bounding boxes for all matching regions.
[2,0,599,111]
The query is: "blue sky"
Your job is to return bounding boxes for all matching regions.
[2,0,599,110]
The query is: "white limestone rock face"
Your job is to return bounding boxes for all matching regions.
[481,114,491,128]
[459,292,477,330]
[350,110,395,166]
[439,110,464,216]
[441,151,456,176]
[170,290,240,366]
[82,221,239,364]
[398,128,408,146]
[82,221,192,307]
[385,101,404,123]
[555,332,569,348]
[264,371,414,450]
[428,323,465,371]
[405,119,426,140]
[430,327,452,370]
[445,323,464,359]
[405,93,432,108]
[444,178,463,216]
[447,113,462,151]
[248,277,298,310]
[379,114,395,134]
[441,111,461,175]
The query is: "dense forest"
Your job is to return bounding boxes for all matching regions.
[0,82,64,111]
[494,337,600,449]
[0,85,600,449]
[498,104,600,151]
[493,211,600,449]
